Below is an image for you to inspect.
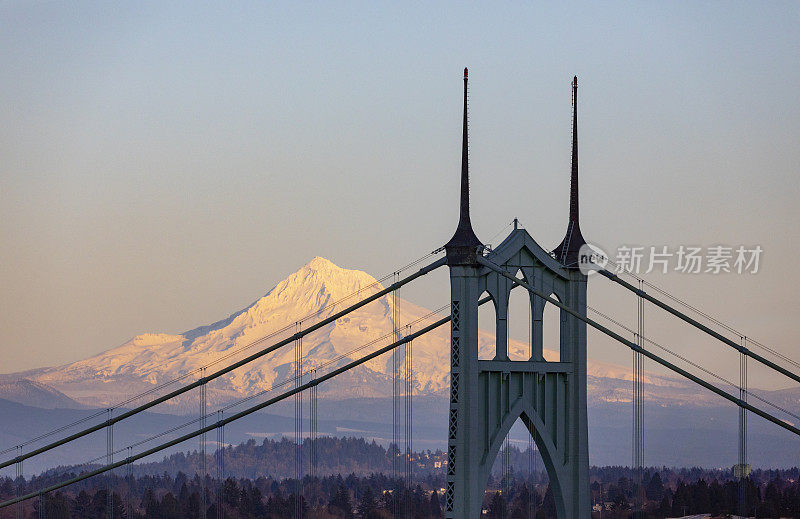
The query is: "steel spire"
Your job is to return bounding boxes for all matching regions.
[554,75,587,268]
[445,67,483,264]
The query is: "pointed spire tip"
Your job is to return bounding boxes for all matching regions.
[445,65,482,263]
[554,72,587,268]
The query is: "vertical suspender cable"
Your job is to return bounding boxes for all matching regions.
[107,408,113,519]
[633,280,644,516]
[410,335,414,511]
[38,492,44,519]
[639,280,645,514]
[126,446,133,519]
[403,326,408,519]
[405,331,413,519]
[503,436,509,519]
[636,285,640,500]
[392,272,399,518]
[294,321,303,519]
[200,368,207,519]
[403,327,408,519]
[410,336,414,516]
[738,336,748,516]
[310,369,317,487]
[216,410,224,519]
[299,322,304,517]
[639,280,645,512]
[294,322,298,519]
[307,368,311,501]
[15,446,22,519]
[631,325,636,510]
[636,280,640,512]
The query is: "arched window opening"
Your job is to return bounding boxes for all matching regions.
[507,277,533,361]
[478,291,497,360]
[542,295,561,362]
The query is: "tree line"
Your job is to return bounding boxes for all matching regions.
[3,470,800,518]
[2,436,800,518]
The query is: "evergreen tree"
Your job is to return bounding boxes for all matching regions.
[646,472,664,501]
[185,491,202,519]
[142,487,160,518]
[160,491,180,519]
[541,484,556,518]
[429,490,443,518]
[511,483,531,519]
[329,483,354,518]
[658,495,671,517]
[223,478,239,507]
[74,489,92,518]
[90,489,108,518]
[487,491,507,519]
[357,486,380,518]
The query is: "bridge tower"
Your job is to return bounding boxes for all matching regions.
[444,70,590,519]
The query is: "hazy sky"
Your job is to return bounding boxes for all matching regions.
[1,2,799,391]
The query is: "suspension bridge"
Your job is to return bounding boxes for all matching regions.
[1,69,798,519]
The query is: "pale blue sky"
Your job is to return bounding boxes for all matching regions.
[1,2,799,390]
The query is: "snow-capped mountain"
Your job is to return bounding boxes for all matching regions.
[4,257,800,469]
[11,257,710,411]
[0,379,83,409]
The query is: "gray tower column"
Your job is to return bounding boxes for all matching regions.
[563,269,590,515]
[445,265,483,516]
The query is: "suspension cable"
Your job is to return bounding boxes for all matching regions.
[477,257,800,437]
[0,256,446,471]
[0,296,491,509]
[598,269,800,386]
[0,251,442,460]
[34,303,453,484]
[586,305,800,424]
[605,258,800,371]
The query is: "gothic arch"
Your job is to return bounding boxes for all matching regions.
[477,399,569,519]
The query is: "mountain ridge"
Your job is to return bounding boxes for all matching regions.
[0,257,767,413]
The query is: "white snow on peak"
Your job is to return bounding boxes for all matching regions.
[30,257,689,411]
